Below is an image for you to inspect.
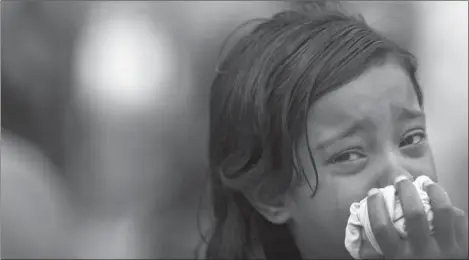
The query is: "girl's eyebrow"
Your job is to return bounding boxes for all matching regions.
[393,106,425,122]
[315,118,372,150]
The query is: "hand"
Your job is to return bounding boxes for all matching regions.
[367,177,468,259]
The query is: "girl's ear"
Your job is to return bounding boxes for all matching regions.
[245,190,293,225]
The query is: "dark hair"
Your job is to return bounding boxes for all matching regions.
[204,2,422,259]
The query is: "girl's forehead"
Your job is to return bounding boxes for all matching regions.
[307,62,421,129]
[316,63,417,113]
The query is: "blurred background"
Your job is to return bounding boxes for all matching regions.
[1,1,467,258]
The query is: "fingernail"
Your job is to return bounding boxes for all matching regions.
[368,188,380,196]
[418,175,434,190]
[393,175,410,186]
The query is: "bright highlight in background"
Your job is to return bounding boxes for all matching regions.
[74,6,175,114]
[415,1,468,212]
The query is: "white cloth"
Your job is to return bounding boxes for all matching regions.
[344,175,435,259]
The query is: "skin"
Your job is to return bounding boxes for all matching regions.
[252,60,468,258]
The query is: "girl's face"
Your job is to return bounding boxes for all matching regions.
[286,60,436,258]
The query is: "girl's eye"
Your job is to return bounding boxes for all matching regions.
[330,150,365,164]
[400,130,426,148]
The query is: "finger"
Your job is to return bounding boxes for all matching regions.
[425,183,456,252]
[359,227,384,259]
[395,176,432,255]
[359,234,382,259]
[454,208,468,257]
[367,188,401,258]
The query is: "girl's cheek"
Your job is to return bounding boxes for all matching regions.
[333,167,375,197]
[402,151,437,181]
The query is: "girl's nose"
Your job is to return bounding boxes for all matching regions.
[375,150,415,188]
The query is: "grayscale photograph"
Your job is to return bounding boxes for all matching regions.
[1,1,468,259]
